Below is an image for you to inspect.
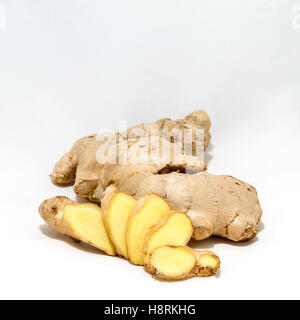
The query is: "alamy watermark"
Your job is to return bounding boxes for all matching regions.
[0,5,7,31]
[95,121,205,168]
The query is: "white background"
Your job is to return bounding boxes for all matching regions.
[0,1,299,300]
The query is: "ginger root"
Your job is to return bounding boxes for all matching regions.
[126,195,171,265]
[144,211,193,264]
[145,246,220,280]
[120,172,262,242]
[50,110,262,242]
[101,186,136,258]
[51,110,211,199]
[39,197,116,256]
[38,109,263,280]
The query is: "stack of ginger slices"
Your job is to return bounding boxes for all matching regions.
[39,186,220,281]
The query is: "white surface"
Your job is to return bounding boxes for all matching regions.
[0,1,300,300]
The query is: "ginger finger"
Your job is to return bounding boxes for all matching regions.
[39,197,116,256]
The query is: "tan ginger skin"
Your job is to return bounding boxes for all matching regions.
[39,196,76,237]
[120,172,262,242]
[50,110,262,242]
[39,196,117,256]
[51,110,211,189]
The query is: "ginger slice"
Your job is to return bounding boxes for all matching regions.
[144,211,193,264]
[39,197,116,256]
[102,186,136,258]
[145,246,197,280]
[145,245,220,280]
[126,195,170,265]
[63,204,116,255]
[193,250,221,277]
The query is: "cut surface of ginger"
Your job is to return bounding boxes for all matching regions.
[146,246,221,280]
[63,203,116,256]
[126,195,170,265]
[104,192,136,258]
[147,246,196,279]
[198,253,219,268]
[144,211,193,264]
